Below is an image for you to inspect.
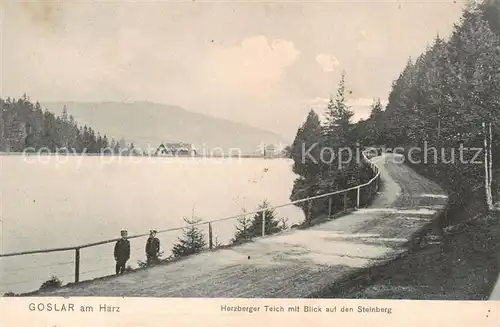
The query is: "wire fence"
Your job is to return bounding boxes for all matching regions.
[0,150,381,295]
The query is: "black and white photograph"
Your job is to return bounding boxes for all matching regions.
[0,0,499,306]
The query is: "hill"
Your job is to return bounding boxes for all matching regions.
[41,101,287,155]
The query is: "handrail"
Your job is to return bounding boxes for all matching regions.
[0,149,381,264]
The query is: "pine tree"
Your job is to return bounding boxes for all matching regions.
[96,133,103,152]
[231,206,254,244]
[102,135,109,150]
[5,109,27,152]
[290,109,323,178]
[41,110,59,151]
[32,102,45,150]
[247,200,287,237]
[128,142,137,155]
[171,217,207,258]
[82,126,91,152]
[67,114,78,150]
[323,72,355,147]
[88,127,98,153]
[75,127,85,153]
[58,105,70,149]
[366,99,385,145]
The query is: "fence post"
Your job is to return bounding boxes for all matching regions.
[343,191,348,211]
[356,186,361,209]
[74,247,80,284]
[328,196,332,217]
[262,211,266,237]
[208,222,213,250]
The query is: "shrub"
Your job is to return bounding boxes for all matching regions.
[39,276,62,290]
[213,237,223,249]
[231,213,253,244]
[137,251,165,268]
[231,200,288,244]
[171,217,207,258]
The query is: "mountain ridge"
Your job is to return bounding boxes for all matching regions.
[40,101,288,154]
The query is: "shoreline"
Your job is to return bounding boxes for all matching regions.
[0,152,288,159]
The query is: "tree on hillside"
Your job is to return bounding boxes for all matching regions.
[58,105,71,149]
[4,108,26,152]
[384,58,416,146]
[322,73,358,179]
[369,99,384,119]
[289,71,374,221]
[0,96,115,154]
[113,138,121,154]
[480,0,500,33]
[323,72,355,147]
[375,1,500,213]
[29,102,45,150]
[171,217,207,258]
[102,135,109,150]
[290,109,323,178]
[231,208,254,244]
[231,200,288,244]
[365,99,385,146]
[246,200,287,237]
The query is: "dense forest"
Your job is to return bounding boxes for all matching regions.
[381,0,500,214]
[290,0,500,220]
[0,95,134,154]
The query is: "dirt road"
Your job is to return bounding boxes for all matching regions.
[36,154,447,297]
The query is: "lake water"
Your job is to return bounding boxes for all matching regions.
[0,155,303,295]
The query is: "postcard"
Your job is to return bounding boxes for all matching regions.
[0,0,499,326]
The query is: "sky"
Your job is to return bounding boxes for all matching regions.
[1,0,466,140]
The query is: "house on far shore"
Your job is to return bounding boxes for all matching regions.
[155,142,196,156]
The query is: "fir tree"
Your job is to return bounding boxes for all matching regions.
[102,135,109,150]
[171,217,207,258]
[289,109,323,178]
[231,207,253,244]
[323,72,355,147]
[248,200,287,237]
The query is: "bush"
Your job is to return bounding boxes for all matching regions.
[213,237,223,249]
[231,200,288,244]
[290,160,376,222]
[137,251,165,268]
[171,217,207,258]
[231,213,253,244]
[39,276,62,290]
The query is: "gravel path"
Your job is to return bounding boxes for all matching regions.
[36,154,447,297]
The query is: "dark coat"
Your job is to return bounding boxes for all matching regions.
[145,237,160,255]
[114,239,130,261]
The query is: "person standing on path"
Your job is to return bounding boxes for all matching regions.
[114,230,130,275]
[145,229,160,265]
